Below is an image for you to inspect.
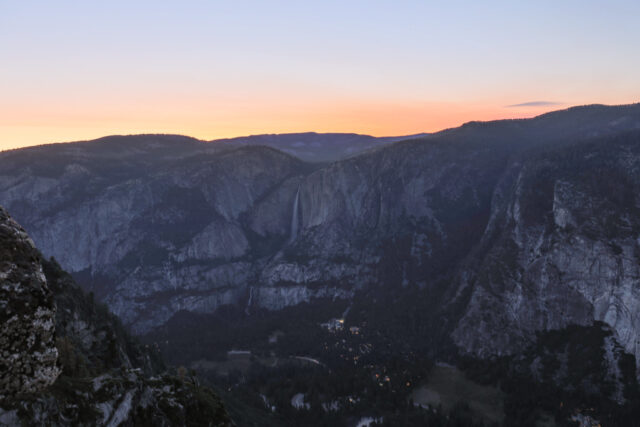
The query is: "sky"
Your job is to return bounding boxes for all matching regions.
[1,0,640,150]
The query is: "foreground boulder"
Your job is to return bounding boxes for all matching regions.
[0,206,60,400]
[0,206,232,426]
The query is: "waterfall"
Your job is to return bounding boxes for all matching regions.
[245,286,253,315]
[288,188,300,244]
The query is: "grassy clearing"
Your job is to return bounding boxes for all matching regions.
[411,364,504,424]
[535,412,558,427]
[191,355,281,375]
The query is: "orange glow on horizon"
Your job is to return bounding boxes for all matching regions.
[3,2,640,152]
[0,100,563,151]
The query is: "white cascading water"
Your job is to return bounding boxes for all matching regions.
[245,286,253,315]
[288,188,300,244]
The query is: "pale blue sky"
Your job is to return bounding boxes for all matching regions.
[1,1,639,148]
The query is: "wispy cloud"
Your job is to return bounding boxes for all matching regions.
[506,101,562,108]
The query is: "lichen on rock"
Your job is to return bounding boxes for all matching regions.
[0,205,233,425]
[0,206,60,400]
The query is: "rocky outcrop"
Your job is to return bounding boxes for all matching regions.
[1,369,232,427]
[0,205,233,426]
[0,207,60,400]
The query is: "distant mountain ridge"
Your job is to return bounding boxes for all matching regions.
[1,131,427,164]
[2,103,640,372]
[211,132,429,162]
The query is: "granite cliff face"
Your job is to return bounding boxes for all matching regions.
[452,130,640,366]
[2,104,640,369]
[0,136,312,332]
